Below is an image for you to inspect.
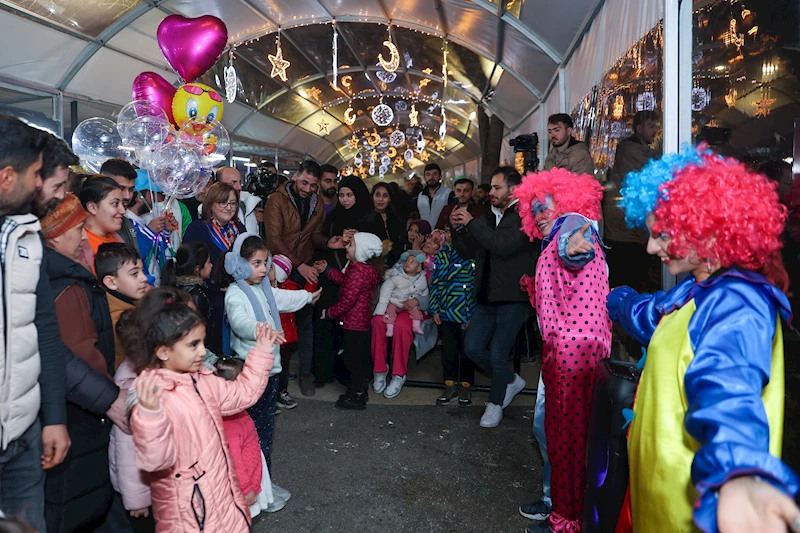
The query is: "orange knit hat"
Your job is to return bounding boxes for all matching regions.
[40,193,88,239]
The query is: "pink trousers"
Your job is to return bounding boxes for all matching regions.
[371,313,413,377]
[383,303,423,324]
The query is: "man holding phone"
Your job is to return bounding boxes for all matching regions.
[435,177,484,230]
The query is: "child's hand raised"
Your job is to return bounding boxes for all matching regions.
[255,323,286,347]
[136,370,162,411]
[313,260,327,273]
[310,288,323,305]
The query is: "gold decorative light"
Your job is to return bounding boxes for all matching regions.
[419,79,431,88]
[422,68,433,75]
[367,130,381,146]
[306,86,322,102]
[317,116,330,135]
[343,105,356,126]
[394,157,405,168]
[752,94,776,118]
[347,135,359,150]
[435,138,446,152]
[725,88,738,108]
[341,75,352,88]
[268,34,290,82]
[409,104,419,127]
[378,40,399,73]
[612,95,625,120]
[419,151,430,162]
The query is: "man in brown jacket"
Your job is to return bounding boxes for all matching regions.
[543,113,595,176]
[264,160,343,395]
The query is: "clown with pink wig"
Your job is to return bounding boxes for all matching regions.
[516,168,612,533]
[609,149,800,533]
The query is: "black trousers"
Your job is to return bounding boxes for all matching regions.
[342,330,371,394]
[440,321,474,385]
[278,342,298,392]
[313,313,344,382]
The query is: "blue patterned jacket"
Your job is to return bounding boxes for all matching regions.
[429,243,476,324]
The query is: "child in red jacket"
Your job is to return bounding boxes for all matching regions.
[314,232,388,410]
[269,254,318,410]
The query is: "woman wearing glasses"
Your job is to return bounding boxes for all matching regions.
[184,182,246,354]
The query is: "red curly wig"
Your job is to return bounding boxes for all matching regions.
[515,168,604,240]
[653,156,789,291]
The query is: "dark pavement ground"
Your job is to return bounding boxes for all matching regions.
[251,401,542,533]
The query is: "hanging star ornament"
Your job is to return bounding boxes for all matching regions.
[752,94,776,118]
[409,104,419,127]
[317,117,331,135]
[419,151,430,162]
[435,138,447,152]
[347,135,359,150]
[269,39,291,82]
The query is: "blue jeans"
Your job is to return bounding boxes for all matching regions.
[0,420,46,531]
[532,373,551,505]
[464,302,530,406]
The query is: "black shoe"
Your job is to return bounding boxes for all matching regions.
[458,382,473,407]
[335,391,367,410]
[299,373,316,397]
[436,382,458,405]
[277,391,298,409]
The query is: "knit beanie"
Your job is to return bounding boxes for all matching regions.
[40,193,88,239]
[353,232,384,262]
[272,254,292,283]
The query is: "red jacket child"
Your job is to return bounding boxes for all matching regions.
[271,254,318,344]
[323,261,381,331]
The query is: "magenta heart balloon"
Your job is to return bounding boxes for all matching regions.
[157,15,228,83]
[132,72,177,126]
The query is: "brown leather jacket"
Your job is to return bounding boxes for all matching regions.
[264,182,327,267]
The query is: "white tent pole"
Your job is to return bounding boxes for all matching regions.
[678,0,693,146]
[663,0,679,154]
[558,67,567,113]
[541,103,548,165]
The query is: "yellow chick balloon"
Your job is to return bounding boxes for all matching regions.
[171,83,224,130]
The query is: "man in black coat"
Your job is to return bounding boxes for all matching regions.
[451,166,538,429]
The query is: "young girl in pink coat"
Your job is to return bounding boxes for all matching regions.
[120,288,281,533]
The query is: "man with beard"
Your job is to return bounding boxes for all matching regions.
[417,163,455,228]
[0,115,69,530]
[543,113,594,176]
[32,132,79,217]
[319,164,339,215]
[450,166,538,428]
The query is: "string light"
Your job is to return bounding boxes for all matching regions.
[268,31,290,82]
[333,26,339,89]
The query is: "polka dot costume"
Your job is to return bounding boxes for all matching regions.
[534,239,612,532]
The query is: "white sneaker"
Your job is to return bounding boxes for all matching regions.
[383,375,406,399]
[502,374,526,408]
[265,494,286,513]
[271,483,291,502]
[373,372,388,394]
[480,402,503,428]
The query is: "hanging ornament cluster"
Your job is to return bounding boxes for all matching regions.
[372,101,394,127]
[223,51,237,103]
[269,32,290,82]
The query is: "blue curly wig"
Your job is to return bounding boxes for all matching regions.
[618,144,714,229]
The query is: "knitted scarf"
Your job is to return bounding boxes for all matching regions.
[207,217,240,252]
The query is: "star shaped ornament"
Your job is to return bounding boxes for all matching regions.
[347,135,360,150]
[317,117,331,135]
[419,151,430,162]
[435,139,447,151]
[269,43,291,82]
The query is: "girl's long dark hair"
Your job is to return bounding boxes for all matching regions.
[116,287,202,373]
[162,242,211,287]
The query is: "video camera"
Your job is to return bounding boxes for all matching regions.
[246,167,280,199]
[509,133,540,172]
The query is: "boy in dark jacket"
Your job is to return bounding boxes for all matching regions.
[429,222,476,406]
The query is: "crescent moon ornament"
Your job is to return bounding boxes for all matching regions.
[387,146,397,158]
[367,131,381,146]
[378,40,400,73]
[343,105,356,126]
[341,75,352,88]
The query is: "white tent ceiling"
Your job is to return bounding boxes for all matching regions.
[0,0,661,169]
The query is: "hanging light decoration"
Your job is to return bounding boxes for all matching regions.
[409,104,419,127]
[224,51,238,103]
[435,138,446,152]
[378,25,400,73]
[376,70,397,83]
[380,154,392,167]
[439,108,447,140]
[389,129,406,147]
[332,25,339,89]
[367,130,381,146]
[343,103,356,126]
[404,148,414,161]
[372,99,394,127]
[369,158,376,176]
[442,39,448,89]
[635,92,656,112]
[347,135,359,150]
[354,152,363,167]
[387,146,397,159]
[268,31,291,82]
[691,87,710,112]
[725,87,738,108]
[419,151,430,162]
[612,95,625,119]
[317,114,331,135]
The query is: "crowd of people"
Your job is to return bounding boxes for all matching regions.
[0,108,798,533]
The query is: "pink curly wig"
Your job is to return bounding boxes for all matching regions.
[515,168,604,240]
[653,156,789,291]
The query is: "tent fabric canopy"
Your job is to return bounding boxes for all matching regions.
[0,0,660,169]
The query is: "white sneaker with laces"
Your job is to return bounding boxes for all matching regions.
[265,494,286,513]
[502,373,526,408]
[271,483,291,501]
[373,372,388,394]
[383,375,406,399]
[480,402,503,428]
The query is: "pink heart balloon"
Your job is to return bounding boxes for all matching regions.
[132,72,177,126]
[157,15,228,83]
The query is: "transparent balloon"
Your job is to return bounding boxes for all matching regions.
[149,141,209,199]
[72,118,125,173]
[177,117,231,166]
[121,115,173,157]
[117,100,168,140]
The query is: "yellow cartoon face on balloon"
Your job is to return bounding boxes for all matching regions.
[171,83,224,131]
